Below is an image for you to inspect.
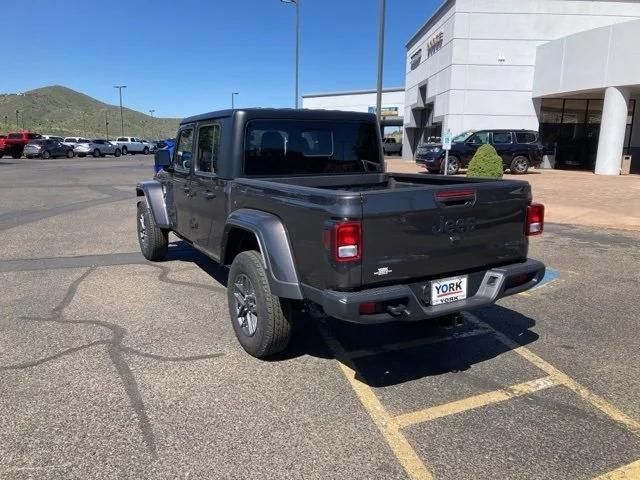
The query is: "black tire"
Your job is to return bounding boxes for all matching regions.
[143,146,150,155]
[441,155,461,175]
[227,250,293,358]
[122,146,128,155]
[12,152,21,159]
[510,155,530,174]
[93,148,100,158]
[67,149,74,158]
[42,150,51,159]
[136,201,168,261]
[114,148,121,157]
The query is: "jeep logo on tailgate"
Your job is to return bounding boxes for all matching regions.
[432,216,477,234]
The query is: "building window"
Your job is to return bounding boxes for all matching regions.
[541,99,563,123]
[562,99,587,124]
[410,49,422,70]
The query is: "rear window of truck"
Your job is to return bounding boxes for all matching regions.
[244,120,382,176]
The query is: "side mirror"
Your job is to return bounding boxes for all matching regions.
[155,149,171,168]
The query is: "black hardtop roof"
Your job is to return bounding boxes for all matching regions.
[181,108,377,125]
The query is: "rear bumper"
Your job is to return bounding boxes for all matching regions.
[314,259,545,324]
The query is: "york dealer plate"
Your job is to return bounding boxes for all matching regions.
[430,275,468,306]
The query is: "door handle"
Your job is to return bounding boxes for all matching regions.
[203,191,216,200]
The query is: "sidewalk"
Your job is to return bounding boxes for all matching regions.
[386,159,640,232]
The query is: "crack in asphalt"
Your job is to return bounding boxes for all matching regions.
[3,266,224,458]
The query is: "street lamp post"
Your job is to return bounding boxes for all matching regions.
[280,0,300,108]
[231,92,239,109]
[105,110,110,140]
[375,0,386,130]
[113,85,127,137]
[149,109,155,139]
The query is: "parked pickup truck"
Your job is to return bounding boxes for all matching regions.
[4,131,41,158]
[382,137,402,156]
[136,109,545,358]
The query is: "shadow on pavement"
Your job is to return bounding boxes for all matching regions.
[167,240,539,387]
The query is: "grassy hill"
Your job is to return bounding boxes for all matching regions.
[0,86,180,139]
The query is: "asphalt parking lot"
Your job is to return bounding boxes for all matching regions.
[1,155,639,479]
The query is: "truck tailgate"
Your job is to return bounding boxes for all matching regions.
[361,182,530,286]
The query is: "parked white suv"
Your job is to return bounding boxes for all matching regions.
[114,137,149,155]
[62,137,87,148]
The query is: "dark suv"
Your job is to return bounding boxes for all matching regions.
[416,129,544,175]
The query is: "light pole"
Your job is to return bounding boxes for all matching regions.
[231,92,239,109]
[280,0,300,108]
[82,111,87,137]
[113,85,127,136]
[375,0,386,130]
[149,109,155,139]
[15,110,19,130]
[105,110,110,140]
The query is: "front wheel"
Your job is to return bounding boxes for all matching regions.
[93,148,100,158]
[42,150,51,159]
[121,146,128,155]
[67,149,74,158]
[143,146,149,155]
[510,156,530,174]
[114,148,121,157]
[136,201,168,261]
[227,250,293,358]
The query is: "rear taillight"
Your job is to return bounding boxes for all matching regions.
[332,221,362,262]
[526,203,544,236]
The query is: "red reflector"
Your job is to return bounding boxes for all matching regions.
[333,221,362,262]
[526,203,545,236]
[359,302,380,315]
[435,189,475,199]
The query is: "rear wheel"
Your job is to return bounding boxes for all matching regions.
[114,148,121,157]
[227,250,293,358]
[42,150,51,159]
[122,146,128,155]
[66,149,74,158]
[93,149,100,158]
[136,201,168,261]
[510,156,530,174]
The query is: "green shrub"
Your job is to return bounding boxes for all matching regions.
[466,144,504,178]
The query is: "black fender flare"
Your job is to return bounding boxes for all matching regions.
[223,209,303,300]
[136,180,170,228]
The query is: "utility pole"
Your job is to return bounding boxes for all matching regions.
[113,85,127,137]
[375,0,386,131]
[280,0,300,108]
[15,110,19,130]
[82,112,87,137]
[105,110,109,140]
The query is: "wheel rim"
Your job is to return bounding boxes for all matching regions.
[513,158,528,173]
[233,273,258,337]
[43,151,50,159]
[138,212,148,247]
[447,158,459,174]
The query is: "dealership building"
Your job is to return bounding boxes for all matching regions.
[304,0,640,174]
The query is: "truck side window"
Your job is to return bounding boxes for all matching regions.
[173,127,194,171]
[468,132,490,145]
[195,123,220,174]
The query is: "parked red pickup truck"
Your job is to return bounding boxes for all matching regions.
[0,135,6,157]
[3,131,41,158]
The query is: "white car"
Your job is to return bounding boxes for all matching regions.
[42,135,64,142]
[140,139,157,153]
[74,139,122,158]
[114,136,150,155]
[62,137,87,148]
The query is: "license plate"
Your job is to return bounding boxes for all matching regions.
[430,275,468,306]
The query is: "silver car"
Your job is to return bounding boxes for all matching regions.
[74,139,122,158]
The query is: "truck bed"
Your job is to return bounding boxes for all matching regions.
[232,173,531,291]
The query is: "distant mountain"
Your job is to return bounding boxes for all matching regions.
[0,86,180,139]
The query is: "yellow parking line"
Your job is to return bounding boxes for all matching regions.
[346,328,492,359]
[395,376,560,428]
[318,320,434,480]
[592,459,640,479]
[470,316,640,435]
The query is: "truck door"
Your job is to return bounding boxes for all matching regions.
[463,131,490,163]
[491,131,514,165]
[189,121,226,258]
[168,125,195,238]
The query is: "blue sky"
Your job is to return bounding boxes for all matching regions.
[3,0,435,118]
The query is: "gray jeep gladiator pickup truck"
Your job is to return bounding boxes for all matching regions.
[136,108,545,358]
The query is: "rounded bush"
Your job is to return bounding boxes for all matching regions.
[466,144,504,178]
